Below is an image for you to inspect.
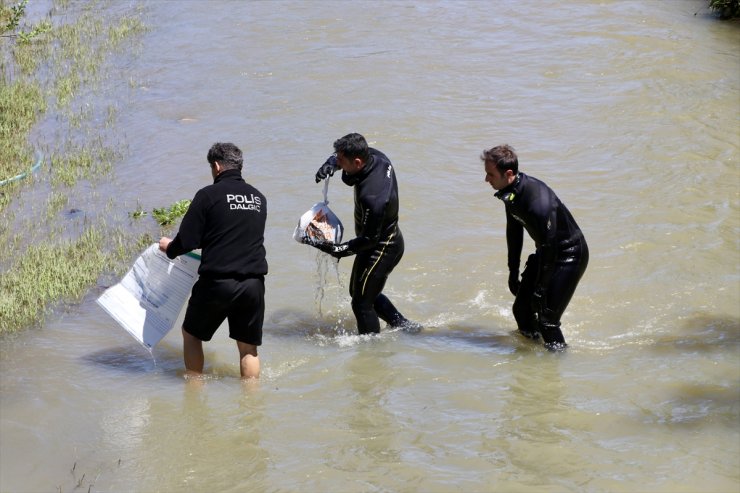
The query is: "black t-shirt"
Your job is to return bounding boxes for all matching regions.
[166,169,268,278]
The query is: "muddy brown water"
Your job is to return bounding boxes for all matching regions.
[1,1,738,492]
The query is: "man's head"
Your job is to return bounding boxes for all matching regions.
[207,143,243,177]
[481,144,518,191]
[333,133,370,175]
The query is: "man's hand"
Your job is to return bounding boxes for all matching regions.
[301,235,331,252]
[300,235,319,247]
[159,237,172,252]
[302,236,351,259]
[508,270,520,296]
[315,155,338,183]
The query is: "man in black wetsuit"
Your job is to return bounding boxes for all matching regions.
[482,144,588,350]
[159,142,267,378]
[310,132,420,335]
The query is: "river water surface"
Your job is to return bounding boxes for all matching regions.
[1,1,739,492]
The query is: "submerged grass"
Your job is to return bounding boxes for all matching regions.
[0,80,46,189]
[0,227,154,333]
[45,190,68,218]
[0,1,153,334]
[0,227,107,332]
[50,142,116,187]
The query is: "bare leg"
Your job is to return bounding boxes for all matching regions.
[237,341,260,379]
[182,328,204,377]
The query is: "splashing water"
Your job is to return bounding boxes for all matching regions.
[314,251,343,318]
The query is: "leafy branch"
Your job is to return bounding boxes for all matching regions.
[1,0,52,43]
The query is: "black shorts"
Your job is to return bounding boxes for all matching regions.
[182,276,265,345]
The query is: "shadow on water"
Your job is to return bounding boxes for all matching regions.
[648,313,740,429]
[265,309,556,354]
[267,307,538,354]
[267,307,356,338]
[651,313,740,353]
[417,323,540,355]
[81,342,182,376]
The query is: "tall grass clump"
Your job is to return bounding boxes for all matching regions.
[0,81,45,204]
[0,227,107,333]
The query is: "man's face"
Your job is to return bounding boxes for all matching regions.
[484,160,513,191]
[336,152,363,175]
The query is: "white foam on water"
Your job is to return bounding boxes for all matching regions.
[261,357,311,380]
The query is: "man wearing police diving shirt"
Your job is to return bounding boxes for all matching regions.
[310,133,420,335]
[160,142,267,378]
[482,144,588,350]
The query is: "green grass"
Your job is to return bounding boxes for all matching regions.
[0,227,154,333]
[0,0,153,334]
[152,199,191,226]
[45,190,68,219]
[0,80,45,192]
[49,142,116,187]
[0,227,108,332]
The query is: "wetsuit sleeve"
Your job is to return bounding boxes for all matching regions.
[165,189,208,259]
[329,184,390,258]
[505,210,524,273]
[347,197,387,253]
[533,195,559,290]
[326,209,382,258]
[303,194,386,259]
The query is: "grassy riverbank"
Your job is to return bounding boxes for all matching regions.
[0,0,155,333]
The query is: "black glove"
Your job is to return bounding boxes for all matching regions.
[301,235,316,246]
[315,155,338,183]
[508,270,520,296]
[319,241,352,259]
[301,236,352,259]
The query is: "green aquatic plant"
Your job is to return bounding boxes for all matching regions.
[129,200,148,219]
[152,199,191,226]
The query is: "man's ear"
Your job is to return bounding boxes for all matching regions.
[353,157,364,170]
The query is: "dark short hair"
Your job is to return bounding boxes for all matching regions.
[207,142,243,171]
[481,144,518,174]
[333,133,369,162]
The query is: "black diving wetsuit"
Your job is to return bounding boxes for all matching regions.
[332,148,408,334]
[495,172,588,346]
